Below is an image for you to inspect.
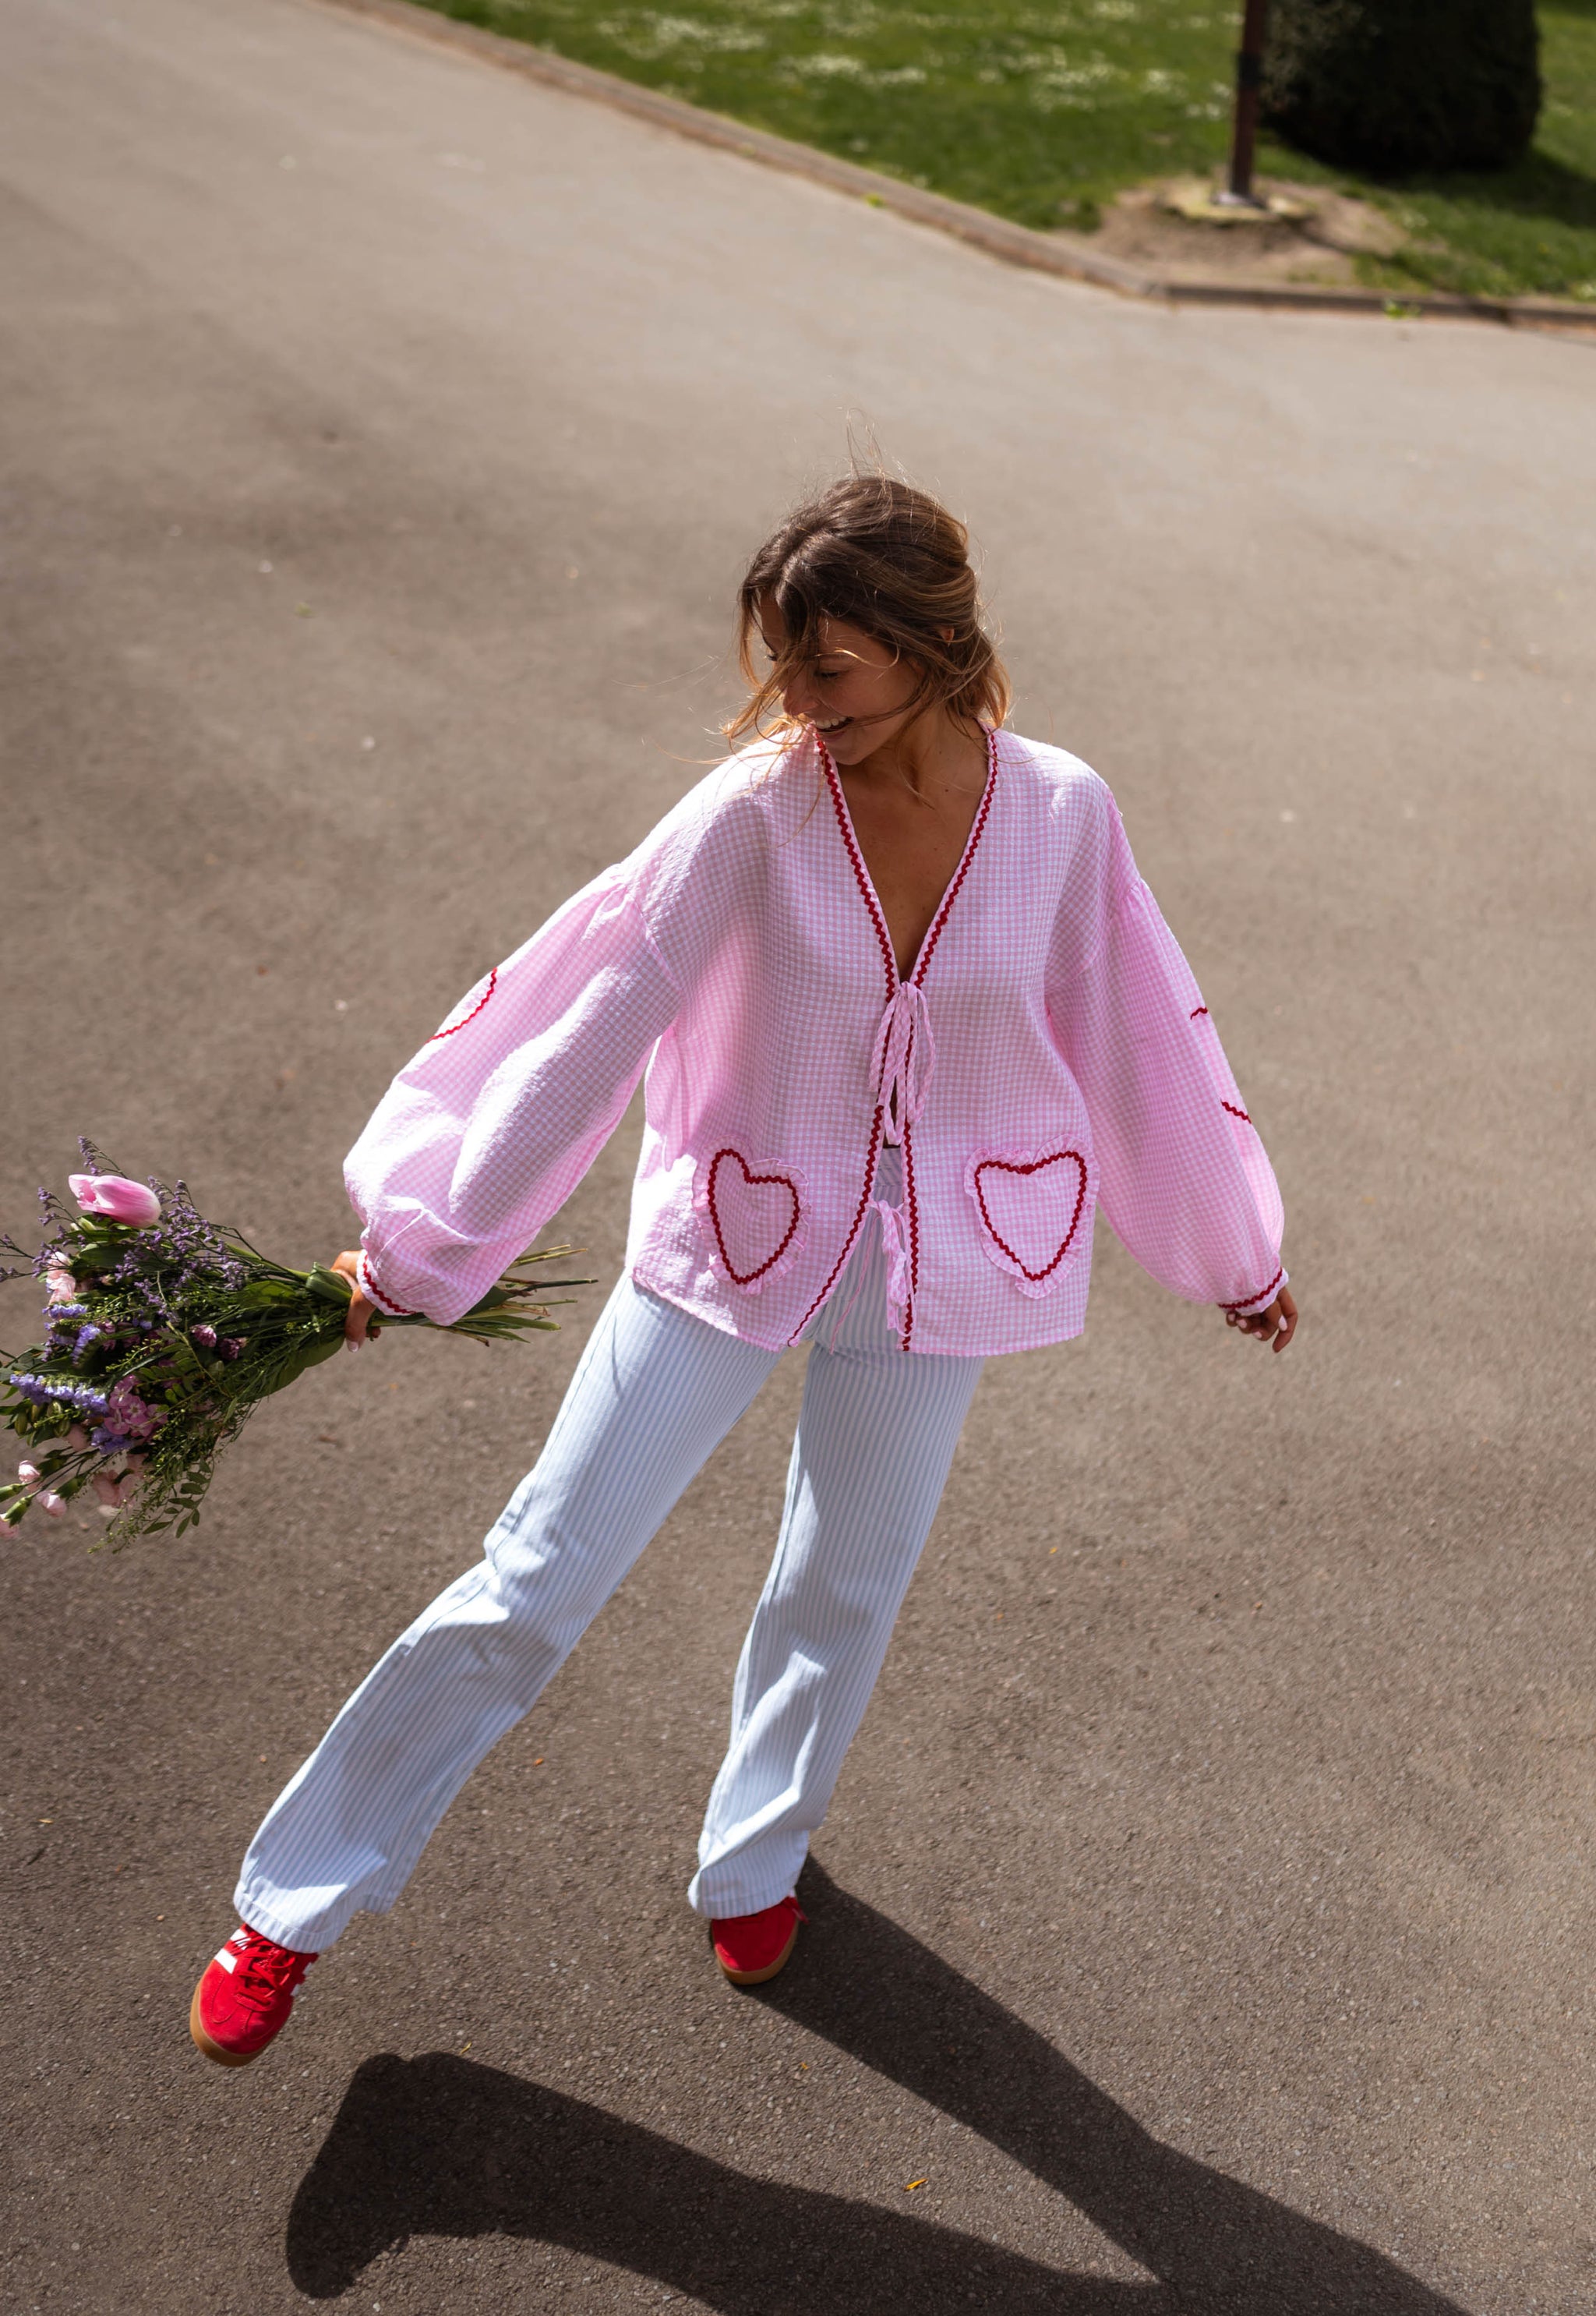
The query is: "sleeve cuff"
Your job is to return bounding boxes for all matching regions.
[357,1249,416,1317]
[1220,1266,1287,1318]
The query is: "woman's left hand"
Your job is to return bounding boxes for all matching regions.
[1223,1287,1298,1353]
[330,1249,381,1347]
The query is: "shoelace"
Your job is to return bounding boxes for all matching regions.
[234,1933,305,2006]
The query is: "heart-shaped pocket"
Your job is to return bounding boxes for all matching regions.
[969,1149,1089,1291]
[704,1149,803,1287]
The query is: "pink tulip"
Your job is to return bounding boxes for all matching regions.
[67,1173,161,1228]
[18,1461,42,1492]
[38,1490,67,1518]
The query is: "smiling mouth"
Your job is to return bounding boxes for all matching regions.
[814,716,851,733]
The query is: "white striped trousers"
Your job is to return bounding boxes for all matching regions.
[236,1173,983,1950]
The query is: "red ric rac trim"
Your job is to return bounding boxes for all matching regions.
[1192,1006,1250,1121]
[362,1269,415,1317]
[816,727,998,996]
[899,1118,920,1351]
[903,1118,921,1292]
[912,729,998,988]
[818,750,896,1002]
[973,1151,1089,1283]
[428,967,498,1042]
[705,1148,803,1287]
[1220,1267,1284,1314]
[789,1108,885,1340]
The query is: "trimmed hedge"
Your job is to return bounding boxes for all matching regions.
[1262,0,1541,175]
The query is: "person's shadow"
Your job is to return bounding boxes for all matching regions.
[287,1864,1465,2311]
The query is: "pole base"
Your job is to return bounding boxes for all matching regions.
[1162,177,1311,226]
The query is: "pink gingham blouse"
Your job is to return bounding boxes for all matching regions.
[348,728,1286,1356]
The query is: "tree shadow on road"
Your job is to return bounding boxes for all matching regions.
[286,1863,1465,2312]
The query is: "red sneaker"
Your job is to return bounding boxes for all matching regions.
[189,1925,316,2067]
[711,1896,806,1985]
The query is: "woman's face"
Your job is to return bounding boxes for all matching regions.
[758,604,923,767]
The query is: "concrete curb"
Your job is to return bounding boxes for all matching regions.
[311,0,1596,336]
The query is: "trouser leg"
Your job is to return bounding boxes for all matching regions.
[689,1289,983,1919]
[235,1275,779,1952]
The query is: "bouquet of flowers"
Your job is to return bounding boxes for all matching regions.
[2,1143,588,1547]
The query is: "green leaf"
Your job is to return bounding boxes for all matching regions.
[304,1264,355,1306]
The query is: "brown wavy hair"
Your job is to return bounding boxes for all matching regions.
[724,475,1010,748]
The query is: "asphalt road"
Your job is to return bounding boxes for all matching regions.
[2,2,1594,2310]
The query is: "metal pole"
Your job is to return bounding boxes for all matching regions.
[1223,0,1270,206]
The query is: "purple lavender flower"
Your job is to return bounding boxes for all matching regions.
[72,1324,101,1364]
[7,1375,111,1413]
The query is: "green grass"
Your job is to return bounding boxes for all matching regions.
[427,0,1596,299]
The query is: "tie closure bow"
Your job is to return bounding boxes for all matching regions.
[871,981,937,1147]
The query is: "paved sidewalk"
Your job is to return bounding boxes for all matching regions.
[2,0,1592,2309]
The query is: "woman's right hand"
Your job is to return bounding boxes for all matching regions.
[1223,1285,1298,1353]
[330,1250,380,1347]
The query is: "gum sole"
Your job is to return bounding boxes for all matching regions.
[716,1918,800,1986]
[189,1980,263,2067]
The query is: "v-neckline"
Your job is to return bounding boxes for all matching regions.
[818,727,999,998]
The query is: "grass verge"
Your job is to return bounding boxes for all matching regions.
[420,0,1596,301]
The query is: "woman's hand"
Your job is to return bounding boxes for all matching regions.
[330,1250,380,1348]
[1223,1286,1298,1353]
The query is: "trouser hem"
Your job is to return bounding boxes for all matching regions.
[687,1857,807,1921]
[233,1885,387,1954]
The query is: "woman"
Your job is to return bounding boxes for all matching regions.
[190,476,1296,2067]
